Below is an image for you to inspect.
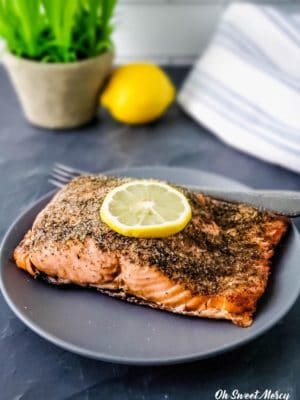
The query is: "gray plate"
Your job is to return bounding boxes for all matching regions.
[1,166,300,365]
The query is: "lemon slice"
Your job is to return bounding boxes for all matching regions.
[100,180,192,238]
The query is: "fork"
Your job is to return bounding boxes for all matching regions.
[49,163,300,217]
[49,163,88,187]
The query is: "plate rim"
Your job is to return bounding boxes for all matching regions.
[1,166,300,365]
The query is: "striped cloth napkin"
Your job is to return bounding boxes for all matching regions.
[178,3,300,173]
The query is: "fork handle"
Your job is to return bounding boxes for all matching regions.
[189,188,300,217]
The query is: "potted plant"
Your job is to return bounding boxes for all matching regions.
[0,0,117,129]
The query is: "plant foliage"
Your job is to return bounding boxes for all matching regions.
[0,0,117,62]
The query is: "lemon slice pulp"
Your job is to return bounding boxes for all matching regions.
[100,180,192,238]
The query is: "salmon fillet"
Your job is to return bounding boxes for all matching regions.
[14,175,289,327]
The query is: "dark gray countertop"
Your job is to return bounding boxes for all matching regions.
[0,66,299,400]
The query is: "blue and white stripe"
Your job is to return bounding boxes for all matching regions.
[178,3,300,173]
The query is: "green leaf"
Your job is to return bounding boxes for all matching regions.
[0,0,117,62]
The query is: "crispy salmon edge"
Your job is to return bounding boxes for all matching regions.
[33,272,254,327]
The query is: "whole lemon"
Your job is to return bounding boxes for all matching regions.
[100,63,175,124]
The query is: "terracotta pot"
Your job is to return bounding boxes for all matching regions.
[3,51,113,129]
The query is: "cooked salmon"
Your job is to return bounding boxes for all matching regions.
[14,175,289,327]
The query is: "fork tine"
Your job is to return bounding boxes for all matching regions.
[54,163,86,175]
[52,167,78,179]
[48,178,66,188]
[51,172,74,183]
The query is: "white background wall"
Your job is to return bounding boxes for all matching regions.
[113,0,300,64]
[0,1,298,64]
